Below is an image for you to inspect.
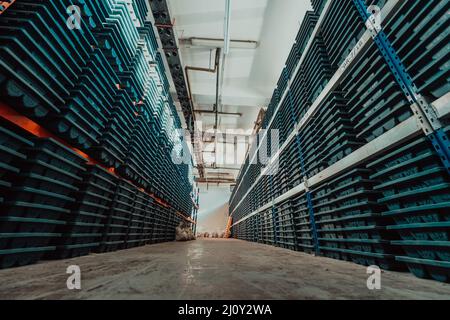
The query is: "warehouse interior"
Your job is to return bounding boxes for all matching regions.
[0,0,449,301]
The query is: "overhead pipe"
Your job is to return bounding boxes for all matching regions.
[196,178,236,184]
[223,0,232,55]
[217,0,232,138]
[215,51,220,130]
[210,0,233,168]
[185,48,221,127]
[194,110,242,117]
[179,37,259,49]
[198,166,241,171]
[185,47,222,176]
[184,47,221,181]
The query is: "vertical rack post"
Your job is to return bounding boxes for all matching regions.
[353,0,450,175]
[283,67,320,254]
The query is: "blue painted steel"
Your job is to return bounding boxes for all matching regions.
[306,191,319,254]
[352,0,450,175]
[269,174,278,245]
[283,67,320,254]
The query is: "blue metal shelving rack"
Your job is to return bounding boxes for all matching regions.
[230,0,450,282]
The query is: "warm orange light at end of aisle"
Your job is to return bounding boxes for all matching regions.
[224,216,233,238]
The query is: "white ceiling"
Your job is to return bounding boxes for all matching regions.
[166,0,312,182]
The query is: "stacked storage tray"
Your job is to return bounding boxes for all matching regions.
[311,0,328,16]
[132,0,151,27]
[311,168,399,270]
[244,217,252,242]
[278,94,296,144]
[152,202,167,244]
[291,192,315,254]
[56,165,117,259]
[261,208,275,246]
[57,47,116,151]
[283,138,304,191]
[119,115,157,189]
[284,11,318,80]
[261,90,280,130]
[0,119,33,198]
[291,35,333,122]
[125,188,147,249]
[163,208,174,242]
[0,1,120,152]
[1,136,87,268]
[384,0,449,100]
[0,0,92,120]
[285,47,299,88]
[99,179,136,252]
[0,0,195,270]
[274,200,297,250]
[255,213,263,243]
[340,41,413,143]
[231,222,240,240]
[368,134,450,282]
[89,0,140,74]
[271,163,284,202]
[248,214,259,243]
[298,92,363,178]
[0,119,37,268]
[93,91,137,168]
[253,214,260,243]
[320,0,366,71]
[142,196,156,244]
[276,69,289,103]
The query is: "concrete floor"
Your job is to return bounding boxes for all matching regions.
[0,239,449,300]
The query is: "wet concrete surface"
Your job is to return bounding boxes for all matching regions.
[0,239,449,300]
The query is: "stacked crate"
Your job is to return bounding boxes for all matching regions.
[99,179,136,252]
[311,0,328,16]
[0,0,195,269]
[298,93,363,178]
[0,120,48,269]
[56,165,117,259]
[320,0,366,71]
[124,188,148,249]
[384,0,449,100]
[291,192,315,254]
[261,209,275,246]
[142,196,156,244]
[340,41,412,143]
[274,199,297,250]
[312,168,399,270]
[368,133,450,282]
[1,133,87,268]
